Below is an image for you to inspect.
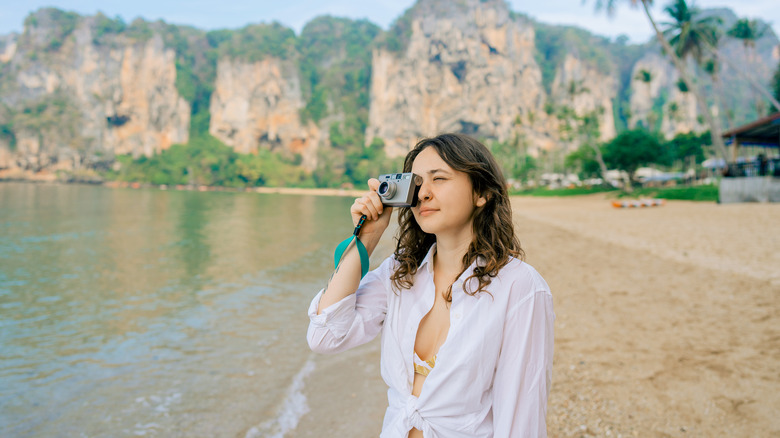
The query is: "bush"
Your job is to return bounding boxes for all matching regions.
[126,18,154,42]
[603,128,665,181]
[104,134,314,188]
[620,184,718,202]
[512,186,618,197]
[92,13,126,44]
[217,22,296,62]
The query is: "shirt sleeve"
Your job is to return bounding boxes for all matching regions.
[491,272,555,437]
[306,255,394,355]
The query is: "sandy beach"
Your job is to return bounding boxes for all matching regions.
[292,194,780,437]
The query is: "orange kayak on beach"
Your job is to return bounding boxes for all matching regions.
[612,199,666,208]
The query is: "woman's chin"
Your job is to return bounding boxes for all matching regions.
[416,220,439,235]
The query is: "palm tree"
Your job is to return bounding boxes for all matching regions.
[724,18,780,114]
[774,61,780,104]
[662,1,724,129]
[703,57,731,126]
[727,18,767,58]
[695,20,780,114]
[661,0,721,65]
[593,0,730,163]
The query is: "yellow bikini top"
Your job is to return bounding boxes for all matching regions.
[413,351,437,377]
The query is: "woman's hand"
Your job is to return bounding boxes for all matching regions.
[350,178,393,238]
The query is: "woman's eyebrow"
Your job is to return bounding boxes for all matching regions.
[427,168,451,175]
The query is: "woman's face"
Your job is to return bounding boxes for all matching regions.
[410,147,486,237]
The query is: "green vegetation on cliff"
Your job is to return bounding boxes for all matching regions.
[215,22,297,62]
[160,23,216,136]
[23,8,80,52]
[4,89,82,151]
[106,134,314,188]
[375,7,415,53]
[533,22,614,94]
[298,16,379,124]
[297,16,402,187]
[773,60,780,104]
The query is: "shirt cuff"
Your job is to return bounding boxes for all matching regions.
[307,288,357,338]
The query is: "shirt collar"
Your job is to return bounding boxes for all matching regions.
[418,242,487,281]
[419,242,437,274]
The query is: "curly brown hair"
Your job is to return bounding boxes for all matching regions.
[390,133,524,302]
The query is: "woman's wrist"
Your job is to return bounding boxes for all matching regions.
[358,230,384,256]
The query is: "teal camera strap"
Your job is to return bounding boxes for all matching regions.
[333,215,369,279]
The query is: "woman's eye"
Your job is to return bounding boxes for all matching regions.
[433,177,445,181]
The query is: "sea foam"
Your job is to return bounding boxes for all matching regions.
[245,357,316,438]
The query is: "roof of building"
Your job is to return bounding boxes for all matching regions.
[722,112,780,148]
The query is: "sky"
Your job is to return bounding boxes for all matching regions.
[0,0,777,45]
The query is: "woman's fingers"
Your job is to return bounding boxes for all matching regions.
[352,196,379,221]
[350,179,391,225]
[367,191,384,216]
[363,197,380,220]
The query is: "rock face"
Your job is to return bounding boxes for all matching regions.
[0,34,17,63]
[0,9,190,172]
[366,0,551,157]
[209,57,319,169]
[365,0,626,159]
[550,53,618,144]
[628,53,704,139]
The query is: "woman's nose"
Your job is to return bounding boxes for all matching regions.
[419,183,432,201]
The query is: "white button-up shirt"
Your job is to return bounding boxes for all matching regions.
[307,243,555,437]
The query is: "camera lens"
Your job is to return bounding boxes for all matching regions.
[378,181,396,198]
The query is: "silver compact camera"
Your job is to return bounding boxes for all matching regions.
[377,173,422,207]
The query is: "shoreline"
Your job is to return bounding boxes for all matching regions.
[0,175,364,198]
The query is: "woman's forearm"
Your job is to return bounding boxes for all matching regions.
[316,230,383,314]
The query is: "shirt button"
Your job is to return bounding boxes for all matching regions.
[455,313,462,319]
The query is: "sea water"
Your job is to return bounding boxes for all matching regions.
[0,182,358,437]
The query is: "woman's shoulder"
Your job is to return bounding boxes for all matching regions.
[496,256,551,300]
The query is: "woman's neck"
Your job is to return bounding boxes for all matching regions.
[433,229,473,276]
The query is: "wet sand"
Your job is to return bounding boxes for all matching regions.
[292,194,780,437]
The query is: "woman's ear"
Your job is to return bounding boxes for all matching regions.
[475,193,487,207]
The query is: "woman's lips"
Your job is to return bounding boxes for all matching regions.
[419,208,438,216]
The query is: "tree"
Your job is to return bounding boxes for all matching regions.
[661,0,722,66]
[555,79,610,186]
[773,60,780,105]
[603,128,665,183]
[565,144,602,180]
[680,13,780,114]
[727,18,780,115]
[577,110,610,185]
[664,131,708,165]
[634,69,654,127]
[593,0,731,164]
[727,18,766,60]
[635,69,653,83]
[702,57,728,126]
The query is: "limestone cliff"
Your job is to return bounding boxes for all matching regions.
[628,53,704,139]
[0,9,189,172]
[209,57,319,169]
[550,53,618,144]
[366,0,551,157]
[0,34,17,63]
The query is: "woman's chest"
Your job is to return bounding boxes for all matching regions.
[385,283,507,378]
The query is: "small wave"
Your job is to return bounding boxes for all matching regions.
[245,357,316,438]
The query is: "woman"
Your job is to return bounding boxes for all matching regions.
[307,133,555,437]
